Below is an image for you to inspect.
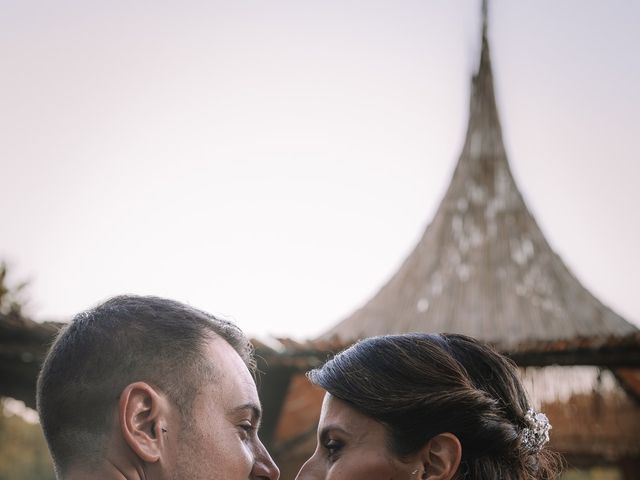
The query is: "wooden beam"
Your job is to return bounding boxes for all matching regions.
[0,313,59,408]
[507,345,640,368]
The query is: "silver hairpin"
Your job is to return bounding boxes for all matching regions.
[520,408,551,453]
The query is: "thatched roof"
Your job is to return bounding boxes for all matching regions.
[321,14,639,359]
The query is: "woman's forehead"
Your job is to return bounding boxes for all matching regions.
[319,394,384,438]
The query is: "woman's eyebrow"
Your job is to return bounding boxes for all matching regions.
[319,425,351,442]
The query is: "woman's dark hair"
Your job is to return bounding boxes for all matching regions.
[308,333,561,479]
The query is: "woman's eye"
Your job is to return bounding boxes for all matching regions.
[323,439,343,461]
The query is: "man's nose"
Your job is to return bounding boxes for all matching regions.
[252,439,280,480]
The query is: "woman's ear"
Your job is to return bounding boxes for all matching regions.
[118,382,169,464]
[420,433,462,480]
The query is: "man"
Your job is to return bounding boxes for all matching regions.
[36,295,280,480]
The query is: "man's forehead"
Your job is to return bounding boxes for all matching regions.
[202,336,259,403]
[203,336,250,371]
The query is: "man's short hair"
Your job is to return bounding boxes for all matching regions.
[36,295,254,474]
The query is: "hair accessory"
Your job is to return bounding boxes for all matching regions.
[521,408,551,452]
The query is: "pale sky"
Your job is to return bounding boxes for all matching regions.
[2,1,639,339]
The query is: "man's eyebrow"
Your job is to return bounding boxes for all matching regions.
[230,403,262,423]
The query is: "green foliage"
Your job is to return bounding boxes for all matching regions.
[562,467,622,480]
[0,261,28,316]
[0,404,55,480]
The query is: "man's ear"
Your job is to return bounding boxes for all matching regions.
[118,382,169,464]
[420,433,462,480]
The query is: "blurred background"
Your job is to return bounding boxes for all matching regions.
[1,1,639,479]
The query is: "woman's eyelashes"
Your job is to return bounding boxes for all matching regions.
[323,438,344,462]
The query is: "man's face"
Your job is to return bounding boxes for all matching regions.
[172,336,279,480]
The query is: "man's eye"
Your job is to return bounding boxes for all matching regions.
[238,422,256,439]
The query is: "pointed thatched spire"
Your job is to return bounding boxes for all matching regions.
[481,0,488,40]
[322,3,638,357]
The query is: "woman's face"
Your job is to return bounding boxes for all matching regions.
[295,393,421,480]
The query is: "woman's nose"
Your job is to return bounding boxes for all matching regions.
[295,457,315,480]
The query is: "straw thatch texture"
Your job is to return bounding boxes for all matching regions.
[322,28,639,354]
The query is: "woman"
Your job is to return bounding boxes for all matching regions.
[296,333,560,480]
